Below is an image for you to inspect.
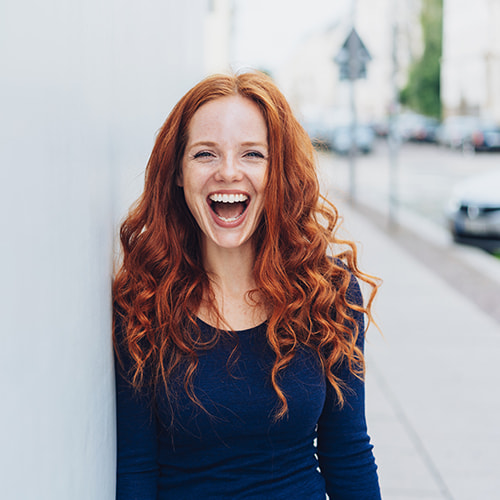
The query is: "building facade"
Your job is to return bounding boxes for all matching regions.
[275,0,422,127]
[441,0,500,121]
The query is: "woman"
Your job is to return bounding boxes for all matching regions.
[113,71,381,499]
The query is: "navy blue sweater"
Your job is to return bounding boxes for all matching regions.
[115,278,381,499]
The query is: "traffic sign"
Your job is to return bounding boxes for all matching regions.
[334,28,372,81]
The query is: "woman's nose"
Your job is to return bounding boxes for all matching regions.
[214,155,242,182]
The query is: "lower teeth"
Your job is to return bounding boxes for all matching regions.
[218,214,242,222]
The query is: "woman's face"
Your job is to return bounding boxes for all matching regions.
[179,95,269,254]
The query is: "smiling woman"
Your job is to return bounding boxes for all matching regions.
[113,71,382,499]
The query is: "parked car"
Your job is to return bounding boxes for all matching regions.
[465,123,500,152]
[328,124,375,155]
[436,116,481,149]
[370,118,389,137]
[446,170,500,253]
[391,112,439,143]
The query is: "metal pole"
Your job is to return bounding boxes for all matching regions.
[348,0,358,204]
[348,75,358,204]
[388,10,400,227]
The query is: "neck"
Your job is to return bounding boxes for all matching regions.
[202,241,256,296]
[199,240,267,330]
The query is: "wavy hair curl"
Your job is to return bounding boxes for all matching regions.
[113,71,379,420]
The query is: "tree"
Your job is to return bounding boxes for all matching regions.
[400,0,443,119]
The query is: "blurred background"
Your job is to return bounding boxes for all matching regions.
[1,0,499,499]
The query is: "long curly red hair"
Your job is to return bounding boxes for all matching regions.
[113,71,379,420]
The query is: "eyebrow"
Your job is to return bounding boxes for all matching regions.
[241,141,268,148]
[187,141,268,149]
[187,141,217,148]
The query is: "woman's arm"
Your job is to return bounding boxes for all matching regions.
[114,319,159,499]
[317,273,381,499]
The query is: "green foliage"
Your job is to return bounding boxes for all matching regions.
[400,0,443,119]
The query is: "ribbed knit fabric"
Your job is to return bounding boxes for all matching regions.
[115,276,381,499]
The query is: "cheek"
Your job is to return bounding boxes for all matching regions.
[182,185,196,213]
[254,169,268,199]
[180,176,205,220]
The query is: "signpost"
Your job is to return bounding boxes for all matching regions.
[334,28,371,203]
[388,21,400,229]
[334,28,372,81]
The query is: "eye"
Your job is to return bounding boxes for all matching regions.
[244,151,265,159]
[193,151,215,159]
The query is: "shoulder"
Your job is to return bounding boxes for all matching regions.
[326,256,366,353]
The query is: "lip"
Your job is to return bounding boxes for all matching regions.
[206,189,251,228]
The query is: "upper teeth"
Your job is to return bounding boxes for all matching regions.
[209,193,248,203]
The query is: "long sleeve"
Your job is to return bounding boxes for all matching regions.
[114,319,159,499]
[317,274,381,499]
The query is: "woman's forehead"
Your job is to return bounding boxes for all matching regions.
[186,96,268,146]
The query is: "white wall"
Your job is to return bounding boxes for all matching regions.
[0,1,206,498]
[204,0,234,74]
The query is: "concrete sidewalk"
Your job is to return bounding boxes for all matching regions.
[321,181,500,499]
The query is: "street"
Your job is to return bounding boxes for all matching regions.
[318,139,500,326]
[318,139,500,228]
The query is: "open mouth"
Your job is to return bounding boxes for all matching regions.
[208,193,249,222]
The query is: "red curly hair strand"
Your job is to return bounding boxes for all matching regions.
[113,71,379,420]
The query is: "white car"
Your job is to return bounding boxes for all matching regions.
[446,170,500,253]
